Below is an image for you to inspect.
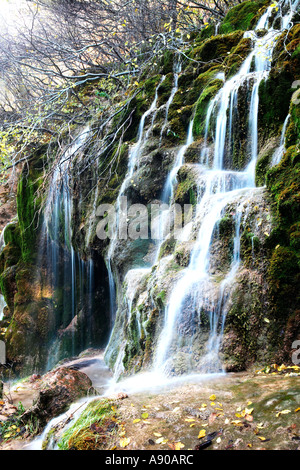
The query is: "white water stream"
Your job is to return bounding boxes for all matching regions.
[25,0,299,450]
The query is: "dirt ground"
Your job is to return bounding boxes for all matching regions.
[114,372,300,451]
[1,362,299,451]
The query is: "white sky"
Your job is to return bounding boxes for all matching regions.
[0,0,27,30]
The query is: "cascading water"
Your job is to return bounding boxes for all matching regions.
[39,128,96,368]
[105,77,167,378]
[272,114,291,166]
[23,0,300,451]
[0,227,7,321]
[106,76,166,327]
[159,57,181,147]
[152,0,299,376]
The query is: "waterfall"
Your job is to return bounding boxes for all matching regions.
[272,114,291,166]
[0,226,8,321]
[39,127,96,367]
[159,57,181,146]
[106,76,166,325]
[152,0,298,376]
[162,118,195,205]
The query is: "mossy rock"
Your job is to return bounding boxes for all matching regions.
[219,0,270,34]
[17,151,44,263]
[57,398,119,450]
[167,105,193,143]
[255,138,279,187]
[193,79,224,138]
[160,50,175,75]
[224,37,252,78]
[157,73,175,108]
[175,165,199,205]
[191,31,244,62]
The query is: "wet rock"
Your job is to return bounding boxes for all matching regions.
[163,352,193,376]
[29,374,41,383]
[20,367,95,430]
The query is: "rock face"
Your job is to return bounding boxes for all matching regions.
[21,367,95,429]
[0,0,299,378]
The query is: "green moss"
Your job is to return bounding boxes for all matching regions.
[191,31,244,62]
[218,216,234,237]
[289,223,300,251]
[219,0,270,34]
[0,266,16,312]
[17,152,44,263]
[175,166,199,205]
[167,105,193,143]
[255,146,275,187]
[286,101,300,148]
[193,79,223,138]
[156,290,166,308]
[158,237,176,260]
[123,311,142,370]
[224,37,252,78]
[157,73,174,107]
[57,399,118,450]
[161,50,175,75]
[259,72,295,137]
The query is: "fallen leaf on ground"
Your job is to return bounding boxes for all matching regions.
[209,413,217,425]
[120,437,130,448]
[198,429,206,439]
[172,407,180,413]
[174,442,185,450]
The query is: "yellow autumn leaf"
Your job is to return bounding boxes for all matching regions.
[133,419,141,424]
[174,442,185,450]
[185,418,195,422]
[257,436,266,441]
[295,408,300,412]
[276,409,291,417]
[198,429,206,439]
[209,394,216,401]
[141,412,149,419]
[153,432,162,437]
[156,437,165,444]
[120,437,130,448]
